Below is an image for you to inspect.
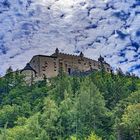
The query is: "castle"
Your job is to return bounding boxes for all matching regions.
[21,48,112,83]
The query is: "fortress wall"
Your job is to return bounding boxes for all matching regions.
[30,56,40,77]
[25,50,112,80]
[57,53,101,73]
[37,56,59,78]
[104,63,111,73]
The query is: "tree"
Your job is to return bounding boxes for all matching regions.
[90,72,134,109]
[76,78,107,138]
[120,104,140,140]
[0,114,49,140]
[14,70,25,88]
[0,104,20,128]
[87,132,102,140]
[40,98,60,139]
[113,91,140,140]
[48,75,73,103]
[4,66,14,93]
[0,69,140,140]
[58,90,76,139]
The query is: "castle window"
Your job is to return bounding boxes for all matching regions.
[107,68,110,72]
[65,64,67,67]
[89,62,91,66]
[78,59,81,64]
[68,68,71,75]
[59,62,63,66]
[54,61,56,64]
[42,65,46,71]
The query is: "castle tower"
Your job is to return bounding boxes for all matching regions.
[55,48,59,55]
[20,63,36,85]
[79,52,84,58]
[98,55,104,63]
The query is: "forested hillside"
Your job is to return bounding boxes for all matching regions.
[0,68,140,140]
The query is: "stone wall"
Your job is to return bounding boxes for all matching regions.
[21,70,36,85]
[26,51,112,80]
[30,55,59,78]
[52,52,111,74]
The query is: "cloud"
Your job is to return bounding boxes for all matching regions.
[0,0,140,76]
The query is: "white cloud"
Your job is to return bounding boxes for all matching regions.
[0,0,140,76]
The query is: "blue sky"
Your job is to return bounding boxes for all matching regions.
[0,0,140,75]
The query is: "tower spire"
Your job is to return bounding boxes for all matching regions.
[80,52,84,57]
[98,55,104,63]
[55,48,59,54]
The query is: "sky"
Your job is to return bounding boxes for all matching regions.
[0,0,140,75]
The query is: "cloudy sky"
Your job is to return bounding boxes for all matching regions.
[0,0,140,75]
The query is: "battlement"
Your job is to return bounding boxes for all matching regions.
[52,48,84,58]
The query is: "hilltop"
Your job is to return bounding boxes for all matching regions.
[0,70,140,139]
[0,0,140,76]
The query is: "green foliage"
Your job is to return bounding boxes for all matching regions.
[0,105,20,128]
[58,91,76,138]
[90,72,136,109]
[113,91,140,140]
[121,104,140,139]
[69,132,102,140]
[0,114,49,140]
[40,98,60,139]
[0,68,140,140]
[76,78,107,138]
[86,132,102,140]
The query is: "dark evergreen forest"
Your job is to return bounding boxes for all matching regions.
[0,68,140,140]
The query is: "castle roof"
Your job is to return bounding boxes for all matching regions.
[98,55,104,62]
[31,55,57,58]
[21,63,37,74]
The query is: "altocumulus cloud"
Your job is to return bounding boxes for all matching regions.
[0,0,140,75]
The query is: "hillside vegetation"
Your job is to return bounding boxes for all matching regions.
[0,68,140,140]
